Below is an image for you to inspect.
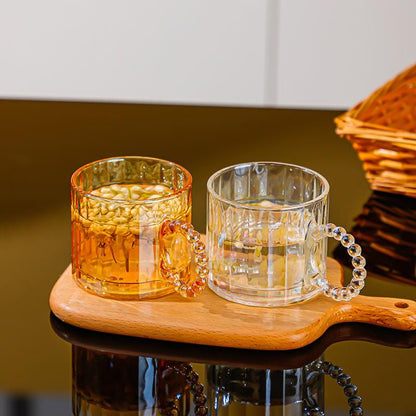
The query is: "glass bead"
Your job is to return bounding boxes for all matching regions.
[193,241,205,253]
[196,265,209,278]
[347,244,361,256]
[186,287,197,298]
[344,384,358,397]
[195,253,208,265]
[194,395,207,405]
[347,286,358,298]
[191,284,204,295]
[172,220,183,228]
[324,223,336,237]
[187,230,200,242]
[184,364,193,376]
[315,277,325,287]
[349,407,363,416]
[337,373,352,386]
[321,361,332,374]
[352,268,367,280]
[178,285,188,297]
[330,287,342,300]
[188,371,199,383]
[333,226,347,241]
[340,288,352,301]
[323,284,331,296]
[350,278,365,291]
[348,395,362,408]
[195,407,208,416]
[352,256,366,268]
[329,365,343,378]
[168,407,179,416]
[341,233,355,248]
[181,222,194,232]
[195,277,207,286]
[191,383,204,395]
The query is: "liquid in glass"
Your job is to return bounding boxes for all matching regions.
[71,157,192,299]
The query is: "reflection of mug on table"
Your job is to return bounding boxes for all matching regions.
[72,346,207,415]
[207,359,324,411]
[207,359,363,415]
[207,162,367,306]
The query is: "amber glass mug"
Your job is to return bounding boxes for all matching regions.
[71,156,207,300]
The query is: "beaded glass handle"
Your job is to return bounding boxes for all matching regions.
[160,362,208,416]
[318,223,367,301]
[304,360,363,416]
[160,220,208,298]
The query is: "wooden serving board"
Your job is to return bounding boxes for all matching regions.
[50,258,416,351]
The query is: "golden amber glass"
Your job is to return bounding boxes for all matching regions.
[71,156,192,300]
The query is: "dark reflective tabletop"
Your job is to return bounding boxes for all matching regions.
[1,100,415,415]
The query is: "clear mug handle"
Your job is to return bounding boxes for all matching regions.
[316,223,367,301]
[160,220,208,298]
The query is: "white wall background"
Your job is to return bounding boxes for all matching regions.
[275,0,416,108]
[0,0,415,109]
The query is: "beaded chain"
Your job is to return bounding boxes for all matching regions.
[160,362,208,416]
[160,220,208,298]
[304,360,363,416]
[322,223,367,301]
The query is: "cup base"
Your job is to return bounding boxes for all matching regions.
[73,269,175,300]
[208,279,321,307]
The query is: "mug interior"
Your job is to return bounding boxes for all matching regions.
[71,156,192,201]
[207,162,329,209]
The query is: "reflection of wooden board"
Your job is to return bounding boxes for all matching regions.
[50,314,416,370]
[50,258,416,351]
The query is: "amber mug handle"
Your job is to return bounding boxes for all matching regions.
[160,220,208,298]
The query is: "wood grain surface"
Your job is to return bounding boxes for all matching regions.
[50,258,416,350]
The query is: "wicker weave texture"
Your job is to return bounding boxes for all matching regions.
[335,64,416,197]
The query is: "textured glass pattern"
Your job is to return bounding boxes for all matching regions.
[71,157,192,299]
[207,163,329,306]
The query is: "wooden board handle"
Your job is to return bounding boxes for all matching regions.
[335,295,416,331]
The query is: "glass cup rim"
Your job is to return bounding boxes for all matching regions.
[207,161,330,211]
[71,156,193,204]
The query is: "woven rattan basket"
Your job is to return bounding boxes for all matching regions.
[335,64,416,197]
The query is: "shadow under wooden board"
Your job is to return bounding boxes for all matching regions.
[50,258,416,351]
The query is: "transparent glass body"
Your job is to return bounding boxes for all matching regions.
[72,346,195,415]
[71,156,192,300]
[207,162,329,307]
[206,359,324,415]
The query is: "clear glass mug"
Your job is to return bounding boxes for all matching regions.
[71,156,208,300]
[207,162,367,307]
